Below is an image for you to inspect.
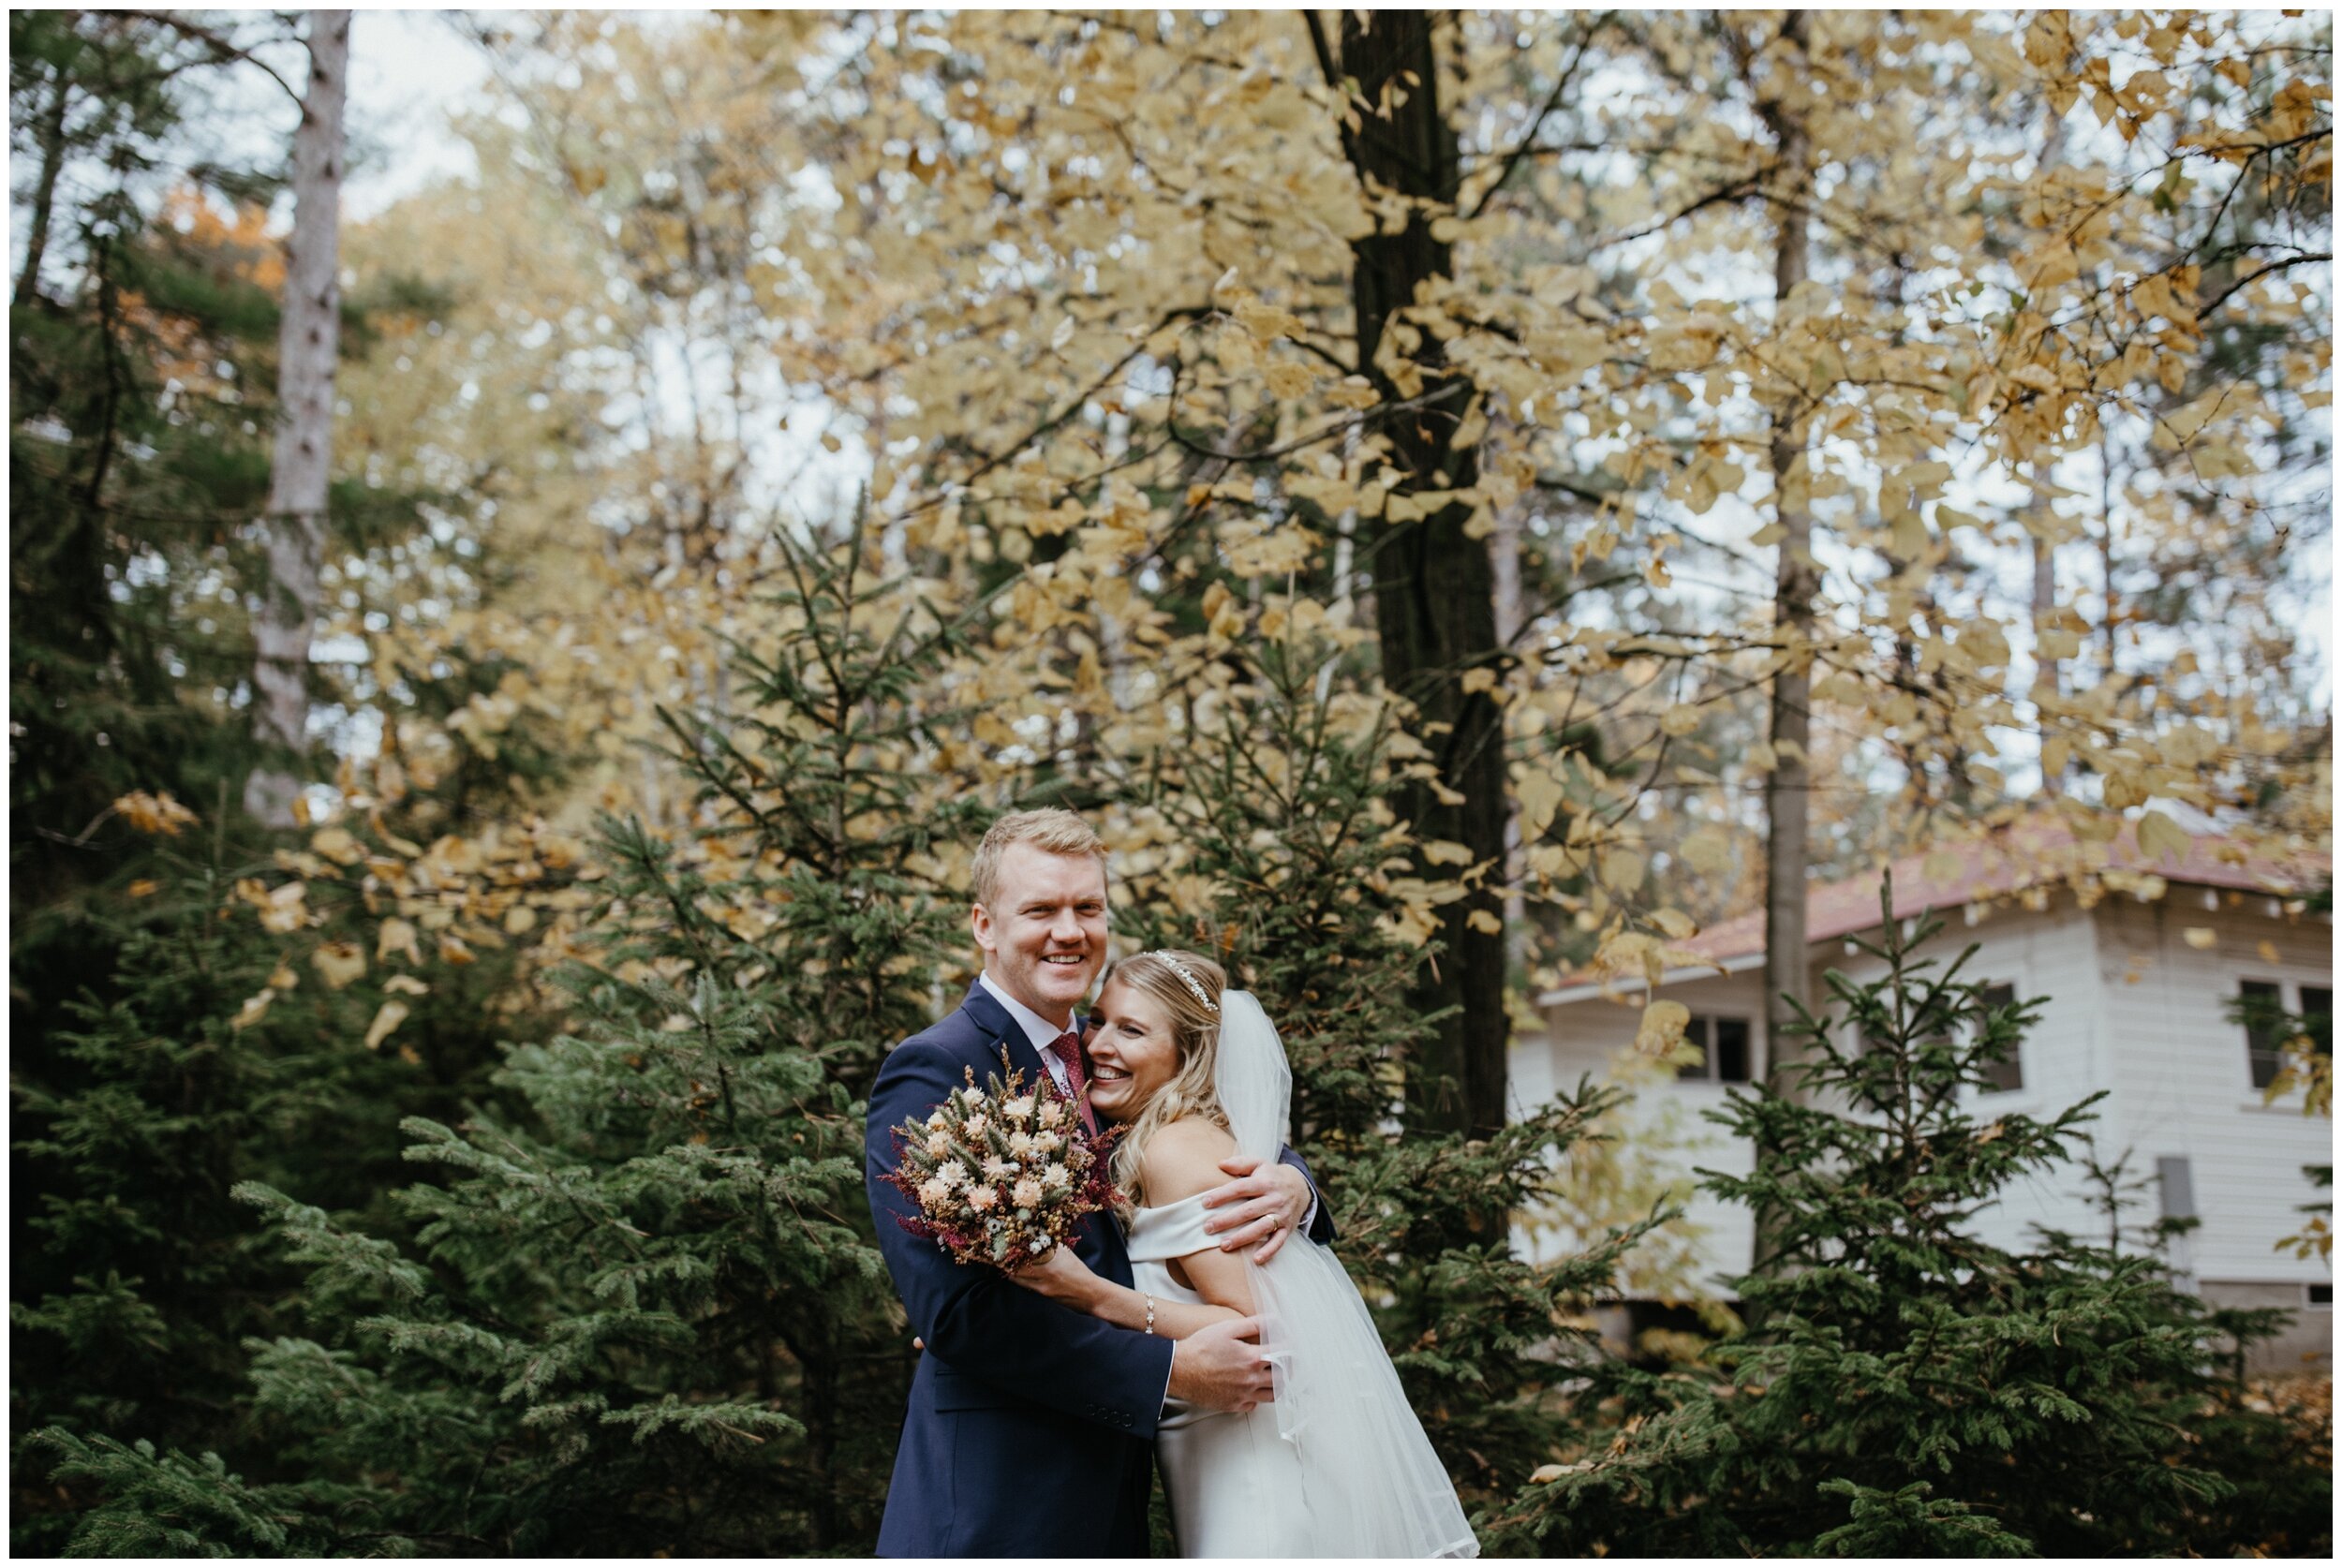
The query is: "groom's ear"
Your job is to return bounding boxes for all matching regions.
[970,900,997,954]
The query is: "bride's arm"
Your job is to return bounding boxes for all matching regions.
[1011,1119,1260,1337]
[1013,1247,1243,1339]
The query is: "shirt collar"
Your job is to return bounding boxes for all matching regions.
[977,969,1076,1048]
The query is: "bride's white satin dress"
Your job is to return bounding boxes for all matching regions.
[1127,1192,1317,1558]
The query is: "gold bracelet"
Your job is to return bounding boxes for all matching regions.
[1143,1294,1157,1335]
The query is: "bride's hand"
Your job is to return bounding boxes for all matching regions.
[1008,1243,1100,1309]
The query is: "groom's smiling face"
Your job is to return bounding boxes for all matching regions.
[972,841,1109,1024]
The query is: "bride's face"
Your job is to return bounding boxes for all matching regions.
[1084,979,1180,1124]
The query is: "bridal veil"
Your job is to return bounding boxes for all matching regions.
[1214,990,1480,1560]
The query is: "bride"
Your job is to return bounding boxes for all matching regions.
[1010,949,1478,1559]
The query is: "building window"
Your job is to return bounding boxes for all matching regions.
[2307,1283,2333,1309]
[1975,983,2023,1093]
[1675,1014,1752,1083]
[2241,980,2331,1091]
[2302,985,2333,1056]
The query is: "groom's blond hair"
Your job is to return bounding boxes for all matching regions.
[970,807,1108,910]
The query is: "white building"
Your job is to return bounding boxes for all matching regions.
[1513,812,2334,1370]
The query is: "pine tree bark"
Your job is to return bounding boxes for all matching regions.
[1756,12,1816,1183]
[14,70,71,309]
[243,10,350,827]
[1330,9,1508,1141]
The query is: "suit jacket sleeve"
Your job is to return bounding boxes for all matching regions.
[1279,1145,1339,1246]
[867,1039,1177,1438]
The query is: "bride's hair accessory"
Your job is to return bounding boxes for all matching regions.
[1143,950,1219,1013]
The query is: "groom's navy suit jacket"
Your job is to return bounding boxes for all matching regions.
[866,981,1333,1558]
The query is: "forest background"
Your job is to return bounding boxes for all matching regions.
[9,7,2333,1557]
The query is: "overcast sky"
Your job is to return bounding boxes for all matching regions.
[345,9,494,221]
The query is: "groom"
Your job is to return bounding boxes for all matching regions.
[865,807,1334,1557]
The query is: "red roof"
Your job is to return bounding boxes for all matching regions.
[1562,810,2327,990]
[1546,819,2333,1001]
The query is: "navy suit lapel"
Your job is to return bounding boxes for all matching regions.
[956,980,1045,1086]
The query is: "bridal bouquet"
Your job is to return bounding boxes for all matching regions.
[884,1058,1120,1270]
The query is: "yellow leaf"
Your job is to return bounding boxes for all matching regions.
[1636,999,1691,1057]
[267,964,298,991]
[259,881,310,935]
[127,879,161,898]
[384,974,430,997]
[231,988,274,1030]
[2136,809,2194,865]
[115,790,198,837]
[1659,703,1701,737]
[363,999,411,1050]
[311,826,366,865]
[439,934,476,966]
[1467,909,1503,935]
[503,904,539,936]
[1890,510,1930,563]
[377,917,422,966]
[2181,927,2216,951]
[2258,940,2282,965]
[1421,839,1475,867]
[1598,849,1648,895]
[312,941,366,989]
[1651,908,1698,939]
[1517,770,1564,841]
[1681,824,1734,877]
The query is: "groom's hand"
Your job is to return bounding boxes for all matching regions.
[1200,1156,1312,1264]
[1167,1315,1273,1413]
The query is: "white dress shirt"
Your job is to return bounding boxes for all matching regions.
[978,970,1081,1094]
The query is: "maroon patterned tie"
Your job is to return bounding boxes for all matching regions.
[1046,1029,1100,1137]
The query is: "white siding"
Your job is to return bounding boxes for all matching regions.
[1517,971,1770,1289]
[1514,895,2331,1300]
[2093,894,2333,1286]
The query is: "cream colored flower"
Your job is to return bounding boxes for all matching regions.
[926,1132,951,1158]
[1038,1100,1064,1128]
[917,1177,950,1207]
[967,1186,999,1212]
[926,1110,948,1132]
[983,1156,1015,1182]
[1034,1130,1062,1154]
[1012,1176,1045,1208]
[1009,1131,1037,1160]
[937,1160,969,1190]
[963,1113,988,1139]
[1044,1161,1072,1189]
[1003,1095,1036,1122]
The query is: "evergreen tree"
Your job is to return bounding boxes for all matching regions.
[44,524,987,1555]
[7,836,482,1555]
[1484,878,2332,1557]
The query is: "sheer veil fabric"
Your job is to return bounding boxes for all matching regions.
[1214,991,1480,1559]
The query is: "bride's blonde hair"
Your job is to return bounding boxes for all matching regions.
[1097,949,1228,1209]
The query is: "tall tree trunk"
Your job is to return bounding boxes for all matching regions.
[2032,528,2063,796]
[14,70,71,308]
[1756,13,1815,1262]
[244,10,350,827]
[1332,9,1508,1143]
